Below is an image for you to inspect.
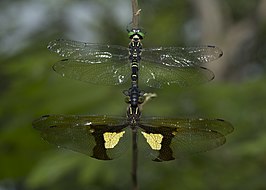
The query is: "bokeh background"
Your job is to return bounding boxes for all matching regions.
[1,0,266,189]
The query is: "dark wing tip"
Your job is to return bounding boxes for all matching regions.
[209,72,215,81]
[52,59,68,72]
[32,115,51,129]
[42,115,50,118]
[218,50,223,58]
[207,45,215,48]
[207,45,223,58]
[199,66,215,81]
[216,118,234,134]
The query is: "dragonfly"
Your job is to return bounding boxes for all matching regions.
[48,29,223,88]
[32,90,233,189]
[33,85,233,186]
[33,87,233,162]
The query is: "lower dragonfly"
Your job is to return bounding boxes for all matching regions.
[33,88,233,162]
[48,29,223,88]
[33,87,233,187]
[33,111,233,161]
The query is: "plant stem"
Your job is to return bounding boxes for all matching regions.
[131,0,141,29]
[132,128,138,190]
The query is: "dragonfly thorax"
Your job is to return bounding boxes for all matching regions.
[127,105,141,124]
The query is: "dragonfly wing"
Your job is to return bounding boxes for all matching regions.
[139,118,233,161]
[139,62,214,88]
[33,115,130,160]
[48,39,129,63]
[142,46,223,67]
[48,39,131,85]
[53,59,131,85]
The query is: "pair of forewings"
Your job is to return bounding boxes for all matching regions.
[33,115,233,161]
[49,39,223,88]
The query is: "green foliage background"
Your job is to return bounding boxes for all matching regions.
[0,0,266,189]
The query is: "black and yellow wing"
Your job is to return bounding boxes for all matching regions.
[139,118,233,161]
[33,115,129,160]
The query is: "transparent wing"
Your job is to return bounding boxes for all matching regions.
[139,118,233,161]
[142,46,223,67]
[139,62,214,88]
[53,59,131,85]
[48,39,131,85]
[33,115,130,160]
[48,39,129,63]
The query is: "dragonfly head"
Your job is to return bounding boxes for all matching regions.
[128,29,145,40]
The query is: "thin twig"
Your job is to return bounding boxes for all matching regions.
[131,0,141,28]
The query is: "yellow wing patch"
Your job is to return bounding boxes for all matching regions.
[141,132,163,150]
[103,131,125,149]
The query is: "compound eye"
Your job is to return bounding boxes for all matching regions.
[128,31,134,36]
[138,96,144,104]
[125,96,131,104]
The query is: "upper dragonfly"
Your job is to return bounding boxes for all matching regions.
[48,29,223,88]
